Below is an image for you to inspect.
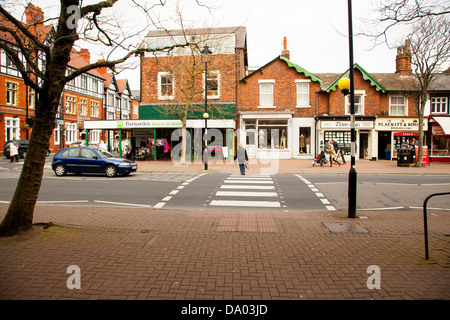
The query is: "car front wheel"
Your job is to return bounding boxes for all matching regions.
[54,164,67,176]
[105,165,117,177]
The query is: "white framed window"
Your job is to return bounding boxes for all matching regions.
[431,97,448,114]
[65,123,78,144]
[28,87,35,109]
[259,80,274,108]
[65,95,77,114]
[79,98,87,116]
[204,70,220,99]
[5,117,20,141]
[345,91,364,115]
[296,80,310,107]
[390,96,407,116]
[158,72,175,100]
[90,101,99,118]
[6,81,18,106]
[92,79,99,93]
[89,129,101,144]
[80,75,88,90]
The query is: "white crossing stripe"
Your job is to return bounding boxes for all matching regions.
[210,200,281,207]
[216,191,278,197]
[220,185,275,190]
[223,180,273,184]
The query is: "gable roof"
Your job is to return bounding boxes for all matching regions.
[240,56,322,83]
[326,63,386,93]
[68,48,104,79]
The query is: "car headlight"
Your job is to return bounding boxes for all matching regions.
[119,163,131,167]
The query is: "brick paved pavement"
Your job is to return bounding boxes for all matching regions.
[0,159,449,304]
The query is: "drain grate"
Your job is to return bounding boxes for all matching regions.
[120,234,153,245]
[323,222,368,233]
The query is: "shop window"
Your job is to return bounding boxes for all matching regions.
[390,96,407,116]
[324,131,351,155]
[299,127,311,154]
[259,81,274,108]
[257,119,288,149]
[431,97,448,114]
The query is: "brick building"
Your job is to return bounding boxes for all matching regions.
[136,27,247,160]
[237,38,430,161]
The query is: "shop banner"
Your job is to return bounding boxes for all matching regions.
[415,146,429,165]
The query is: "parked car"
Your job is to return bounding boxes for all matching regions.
[51,146,137,177]
[3,139,51,159]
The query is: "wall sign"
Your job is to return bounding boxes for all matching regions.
[375,118,428,131]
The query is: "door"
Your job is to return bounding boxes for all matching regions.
[359,132,369,159]
[378,131,391,160]
[80,148,103,173]
[246,129,256,158]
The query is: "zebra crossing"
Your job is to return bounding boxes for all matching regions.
[209,174,282,208]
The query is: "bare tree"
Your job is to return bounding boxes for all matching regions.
[365,0,450,46]
[0,0,206,236]
[404,15,450,166]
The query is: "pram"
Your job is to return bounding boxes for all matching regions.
[312,151,327,167]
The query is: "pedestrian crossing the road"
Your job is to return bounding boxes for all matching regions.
[209,175,283,208]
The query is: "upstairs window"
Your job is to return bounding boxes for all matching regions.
[158,72,174,100]
[296,81,310,107]
[345,91,364,115]
[259,81,274,108]
[205,71,220,99]
[431,97,448,114]
[6,81,18,106]
[390,96,407,116]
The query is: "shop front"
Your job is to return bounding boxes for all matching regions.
[375,117,428,160]
[428,116,450,162]
[239,111,294,159]
[316,116,376,161]
[84,119,236,162]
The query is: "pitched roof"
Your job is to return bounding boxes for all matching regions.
[68,48,104,79]
[241,56,322,83]
[142,26,247,49]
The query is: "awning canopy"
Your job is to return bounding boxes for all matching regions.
[433,116,450,135]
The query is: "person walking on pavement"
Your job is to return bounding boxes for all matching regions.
[234,143,249,175]
[9,141,19,162]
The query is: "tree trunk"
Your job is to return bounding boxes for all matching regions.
[0,94,56,236]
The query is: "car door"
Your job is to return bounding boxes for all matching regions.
[80,148,103,173]
[63,148,82,173]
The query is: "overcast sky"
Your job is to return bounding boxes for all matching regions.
[12,0,409,90]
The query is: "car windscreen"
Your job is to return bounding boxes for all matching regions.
[96,149,114,158]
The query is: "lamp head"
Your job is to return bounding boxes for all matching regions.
[338,77,350,95]
[203,112,209,119]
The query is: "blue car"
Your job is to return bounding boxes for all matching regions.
[52,147,137,177]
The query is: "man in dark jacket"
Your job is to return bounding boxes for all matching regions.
[234,143,248,175]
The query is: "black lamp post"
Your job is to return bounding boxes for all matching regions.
[201,45,212,170]
[338,0,357,219]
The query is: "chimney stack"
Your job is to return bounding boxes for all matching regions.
[25,3,44,25]
[281,36,290,60]
[79,48,90,63]
[96,59,107,75]
[395,40,412,76]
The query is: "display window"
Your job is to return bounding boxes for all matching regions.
[324,131,351,155]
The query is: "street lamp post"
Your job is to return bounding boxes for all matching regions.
[201,45,212,170]
[338,0,357,219]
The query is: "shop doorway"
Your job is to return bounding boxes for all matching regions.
[378,131,391,160]
[359,132,369,159]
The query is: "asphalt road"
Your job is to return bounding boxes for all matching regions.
[1,159,449,212]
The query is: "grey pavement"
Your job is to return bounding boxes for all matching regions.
[0,159,449,305]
